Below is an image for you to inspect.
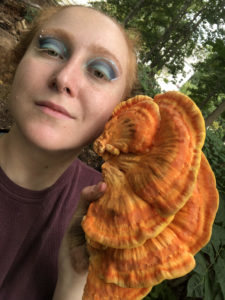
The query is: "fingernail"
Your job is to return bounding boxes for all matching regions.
[94,182,106,198]
[97,181,106,192]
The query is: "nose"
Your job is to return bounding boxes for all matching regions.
[48,60,83,97]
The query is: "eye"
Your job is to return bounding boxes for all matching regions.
[86,58,119,81]
[38,36,68,60]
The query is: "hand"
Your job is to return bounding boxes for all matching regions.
[53,182,106,300]
[67,181,106,273]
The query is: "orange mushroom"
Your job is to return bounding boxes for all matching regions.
[94,95,160,156]
[86,153,218,289]
[82,163,174,249]
[82,92,206,248]
[125,91,206,216]
[82,265,152,300]
[170,152,219,255]
[88,229,195,289]
[79,91,218,299]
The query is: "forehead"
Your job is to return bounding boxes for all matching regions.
[41,7,128,69]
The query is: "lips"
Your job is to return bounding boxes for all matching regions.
[36,100,73,119]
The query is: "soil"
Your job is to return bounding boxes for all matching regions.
[0,0,103,169]
[0,0,27,129]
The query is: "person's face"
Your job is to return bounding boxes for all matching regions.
[9,7,128,152]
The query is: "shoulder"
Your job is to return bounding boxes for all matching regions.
[70,158,102,186]
[61,159,102,211]
[75,158,102,176]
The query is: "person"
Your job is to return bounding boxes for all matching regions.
[0,4,138,300]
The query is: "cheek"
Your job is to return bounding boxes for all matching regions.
[10,66,32,107]
[13,56,34,83]
[12,56,50,95]
[87,97,120,140]
[88,90,120,121]
[89,77,126,114]
[8,58,44,115]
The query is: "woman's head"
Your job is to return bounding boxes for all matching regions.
[13,5,138,99]
[9,5,138,153]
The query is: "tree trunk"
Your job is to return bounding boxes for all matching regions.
[205,100,225,127]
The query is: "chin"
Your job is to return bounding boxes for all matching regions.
[19,125,74,152]
[15,116,105,153]
[24,126,97,155]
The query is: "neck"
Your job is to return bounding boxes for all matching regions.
[0,125,80,191]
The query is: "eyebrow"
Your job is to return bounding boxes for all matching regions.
[88,45,122,74]
[38,27,122,74]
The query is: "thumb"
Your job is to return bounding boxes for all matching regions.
[66,181,106,247]
[78,181,107,212]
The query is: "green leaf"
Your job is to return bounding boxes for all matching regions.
[214,294,224,300]
[214,256,225,297]
[204,272,214,300]
[201,243,215,264]
[145,281,176,300]
[211,225,225,252]
[187,272,204,298]
[194,252,208,275]
[215,198,225,226]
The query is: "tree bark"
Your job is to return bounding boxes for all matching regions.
[199,91,218,110]
[205,99,225,127]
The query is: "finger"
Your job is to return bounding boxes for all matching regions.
[69,245,89,274]
[79,181,106,210]
[67,182,106,248]
[68,181,106,230]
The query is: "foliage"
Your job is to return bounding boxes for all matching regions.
[135,63,162,96]
[181,39,225,124]
[203,128,225,193]
[24,7,39,23]
[187,128,225,299]
[90,0,225,82]
[144,281,177,300]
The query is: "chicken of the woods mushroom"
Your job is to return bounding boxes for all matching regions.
[73,91,219,300]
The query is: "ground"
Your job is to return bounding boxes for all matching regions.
[0,0,27,129]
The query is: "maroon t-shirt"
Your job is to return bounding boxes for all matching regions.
[0,159,102,300]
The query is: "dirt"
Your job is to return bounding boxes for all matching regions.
[0,0,28,129]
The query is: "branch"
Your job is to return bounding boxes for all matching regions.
[199,90,218,110]
[19,0,42,10]
[123,0,146,27]
[148,9,205,72]
[205,99,225,127]
[144,2,208,67]
[149,0,194,57]
[19,0,59,9]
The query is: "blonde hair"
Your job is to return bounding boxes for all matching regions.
[12,5,138,99]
